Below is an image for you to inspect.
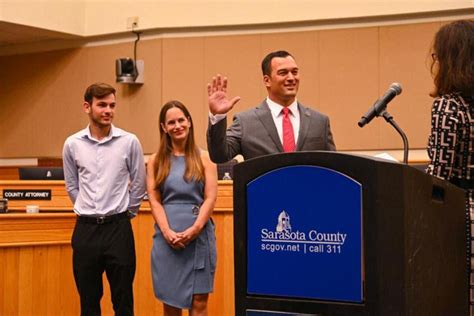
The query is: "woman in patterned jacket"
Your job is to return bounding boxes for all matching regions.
[426,19,474,315]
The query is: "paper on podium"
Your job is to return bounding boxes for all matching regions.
[374,152,400,162]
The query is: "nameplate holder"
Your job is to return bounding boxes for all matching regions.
[2,189,52,200]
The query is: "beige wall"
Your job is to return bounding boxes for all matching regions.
[0,0,85,35]
[0,1,472,36]
[83,1,473,36]
[0,19,445,158]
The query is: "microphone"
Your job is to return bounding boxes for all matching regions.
[358,83,402,127]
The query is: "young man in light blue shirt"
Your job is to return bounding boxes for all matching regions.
[63,82,146,316]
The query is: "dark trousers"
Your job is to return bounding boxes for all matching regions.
[72,215,136,316]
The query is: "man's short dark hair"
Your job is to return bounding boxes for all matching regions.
[261,50,294,76]
[84,83,116,104]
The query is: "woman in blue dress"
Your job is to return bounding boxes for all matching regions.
[146,100,218,316]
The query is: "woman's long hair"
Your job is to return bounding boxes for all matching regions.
[430,20,474,97]
[153,100,204,190]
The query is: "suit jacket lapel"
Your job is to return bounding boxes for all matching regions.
[256,101,284,152]
[296,103,311,150]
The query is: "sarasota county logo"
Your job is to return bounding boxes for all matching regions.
[260,210,347,255]
[276,210,292,233]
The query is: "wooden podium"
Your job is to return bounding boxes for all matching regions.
[233,151,468,316]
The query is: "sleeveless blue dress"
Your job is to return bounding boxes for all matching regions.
[151,155,217,309]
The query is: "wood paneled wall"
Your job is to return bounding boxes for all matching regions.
[0,167,18,180]
[0,181,234,316]
[0,211,234,316]
[0,20,443,158]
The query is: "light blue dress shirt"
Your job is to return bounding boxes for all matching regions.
[62,124,146,217]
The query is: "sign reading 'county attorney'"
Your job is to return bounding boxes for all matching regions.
[3,189,52,200]
[246,165,363,303]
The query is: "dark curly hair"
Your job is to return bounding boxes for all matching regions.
[430,20,474,96]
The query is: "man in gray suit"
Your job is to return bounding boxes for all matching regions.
[206,50,336,163]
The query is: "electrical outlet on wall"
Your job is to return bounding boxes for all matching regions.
[126,16,139,30]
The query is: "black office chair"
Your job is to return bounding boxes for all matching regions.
[217,159,238,180]
[18,167,64,180]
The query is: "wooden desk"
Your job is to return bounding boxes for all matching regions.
[0,180,234,316]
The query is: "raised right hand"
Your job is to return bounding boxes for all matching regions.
[207,74,241,115]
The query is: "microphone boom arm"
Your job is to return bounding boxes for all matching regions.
[381,110,409,164]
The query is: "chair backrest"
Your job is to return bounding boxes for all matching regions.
[217,159,238,180]
[18,167,64,180]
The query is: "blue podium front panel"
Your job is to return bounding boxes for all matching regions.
[246,165,363,303]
